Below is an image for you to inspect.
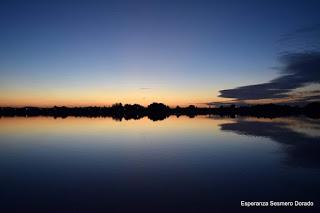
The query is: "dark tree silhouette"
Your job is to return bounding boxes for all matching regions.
[0,102,319,120]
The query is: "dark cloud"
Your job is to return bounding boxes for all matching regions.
[219,51,320,102]
[217,24,320,105]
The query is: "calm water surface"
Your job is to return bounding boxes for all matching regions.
[0,116,319,212]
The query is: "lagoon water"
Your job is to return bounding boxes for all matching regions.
[0,116,319,212]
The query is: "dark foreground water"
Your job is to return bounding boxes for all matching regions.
[0,116,319,212]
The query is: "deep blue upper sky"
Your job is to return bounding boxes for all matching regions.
[0,0,319,106]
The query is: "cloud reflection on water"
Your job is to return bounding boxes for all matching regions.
[219,117,320,168]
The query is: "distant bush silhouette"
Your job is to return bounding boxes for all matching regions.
[147,103,170,121]
[0,102,319,120]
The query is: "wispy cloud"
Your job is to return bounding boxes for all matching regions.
[278,24,320,52]
[279,24,320,42]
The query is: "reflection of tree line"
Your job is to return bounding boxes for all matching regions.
[0,102,319,120]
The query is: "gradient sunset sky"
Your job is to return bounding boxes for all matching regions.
[0,0,319,107]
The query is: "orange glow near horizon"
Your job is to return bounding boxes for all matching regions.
[0,87,228,107]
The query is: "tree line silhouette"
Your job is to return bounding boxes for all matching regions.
[0,102,319,121]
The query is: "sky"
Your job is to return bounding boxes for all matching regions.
[0,0,319,107]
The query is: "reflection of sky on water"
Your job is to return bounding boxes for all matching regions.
[0,116,319,212]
